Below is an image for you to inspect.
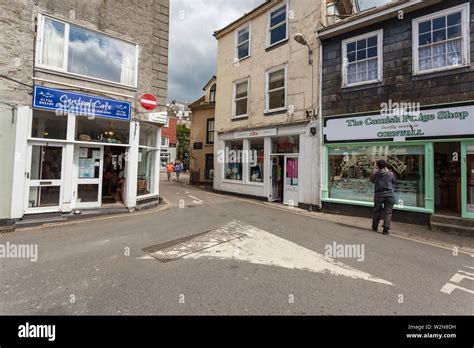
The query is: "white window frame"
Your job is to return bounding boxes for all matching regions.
[267,2,288,48]
[161,136,169,147]
[35,13,139,88]
[412,3,471,76]
[232,78,250,119]
[235,23,251,61]
[265,65,288,113]
[341,29,383,88]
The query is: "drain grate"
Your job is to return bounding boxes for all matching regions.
[0,225,16,233]
[143,223,247,262]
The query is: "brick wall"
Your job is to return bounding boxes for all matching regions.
[161,116,177,145]
[321,0,474,117]
[0,0,169,111]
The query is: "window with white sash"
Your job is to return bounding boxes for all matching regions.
[36,14,139,88]
[265,66,287,112]
[233,79,249,118]
[268,3,288,47]
[413,3,470,74]
[236,25,251,60]
[342,30,383,87]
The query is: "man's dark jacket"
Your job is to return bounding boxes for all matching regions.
[370,169,396,198]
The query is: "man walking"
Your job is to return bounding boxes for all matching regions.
[175,161,183,182]
[370,160,396,235]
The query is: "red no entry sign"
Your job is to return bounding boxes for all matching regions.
[139,94,158,111]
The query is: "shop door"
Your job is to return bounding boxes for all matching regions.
[25,143,65,214]
[434,142,461,215]
[205,154,214,181]
[284,156,299,206]
[74,145,103,209]
[464,143,474,218]
[269,156,283,202]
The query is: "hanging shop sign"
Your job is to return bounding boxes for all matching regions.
[145,112,168,125]
[324,104,474,143]
[234,127,277,139]
[33,85,131,121]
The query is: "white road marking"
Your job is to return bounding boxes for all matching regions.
[188,196,204,205]
[440,267,474,296]
[183,221,393,286]
[440,283,474,295]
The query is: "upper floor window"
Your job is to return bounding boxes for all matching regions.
[342,30,383,87]
[207,118,215,144]
[233,79,249,118]
[209,84,216,102]
[37,14,138,88]
[161,137,169,147]
[266,66,287,112]
[413,3,470,75]
[268,4,288,47]
[236,25,251,60]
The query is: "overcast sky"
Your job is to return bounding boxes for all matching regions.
[168,0,264,103]
[167,0,390,103]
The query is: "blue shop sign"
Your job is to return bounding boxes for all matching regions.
[33,85,131,121]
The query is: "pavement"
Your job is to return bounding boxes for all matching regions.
[0,172,473,315]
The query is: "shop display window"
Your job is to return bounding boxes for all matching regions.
[225,141,243,181]
[272,136,299,154]
[328,145,425,208]
[32,110,68,140]
[249,139,264,183]
[76,117,129,144]
[137,148,157,196]
[139,123,158,147]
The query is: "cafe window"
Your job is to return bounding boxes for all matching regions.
[328,145,426,208]
[31,110,67,140]
[272,136,299,154]
[37,14,138,87]
[413,4,470,75]
[342,30,382,87]
[76,117,129,144]
[249,139,264,183]
[137,148,157,197]
[224,140,243,181]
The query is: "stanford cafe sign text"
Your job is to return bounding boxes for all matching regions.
[323,104,474,143]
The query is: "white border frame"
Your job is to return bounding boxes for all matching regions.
[232,77,250,119]
[266,1,289,48]
[412,2,471,76]
[235,22,252,61]
[341,29,384,88]
[265,64,288,113]
[36,13,139,89]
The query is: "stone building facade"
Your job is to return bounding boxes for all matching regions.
[0,0,170,225]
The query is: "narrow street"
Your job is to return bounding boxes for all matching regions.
[1,174,472,315]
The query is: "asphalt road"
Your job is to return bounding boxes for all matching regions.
[1,175,473,315]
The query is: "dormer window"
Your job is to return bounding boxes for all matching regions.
[209,84,216,102]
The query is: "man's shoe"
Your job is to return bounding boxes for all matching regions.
[383,229,390,235]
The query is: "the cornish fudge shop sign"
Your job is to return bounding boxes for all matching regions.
[324,104,474,143]
[33,86,131,121]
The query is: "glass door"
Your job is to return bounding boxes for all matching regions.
[25,143,65,213]
[269,156,282,202]
[463,143,474,218]
[284,156,299,206]
[75,146,103,209]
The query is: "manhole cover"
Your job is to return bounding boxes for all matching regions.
[143,222,247,262]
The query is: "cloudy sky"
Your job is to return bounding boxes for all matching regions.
[168,0,264,103]
[167,0,390,103]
